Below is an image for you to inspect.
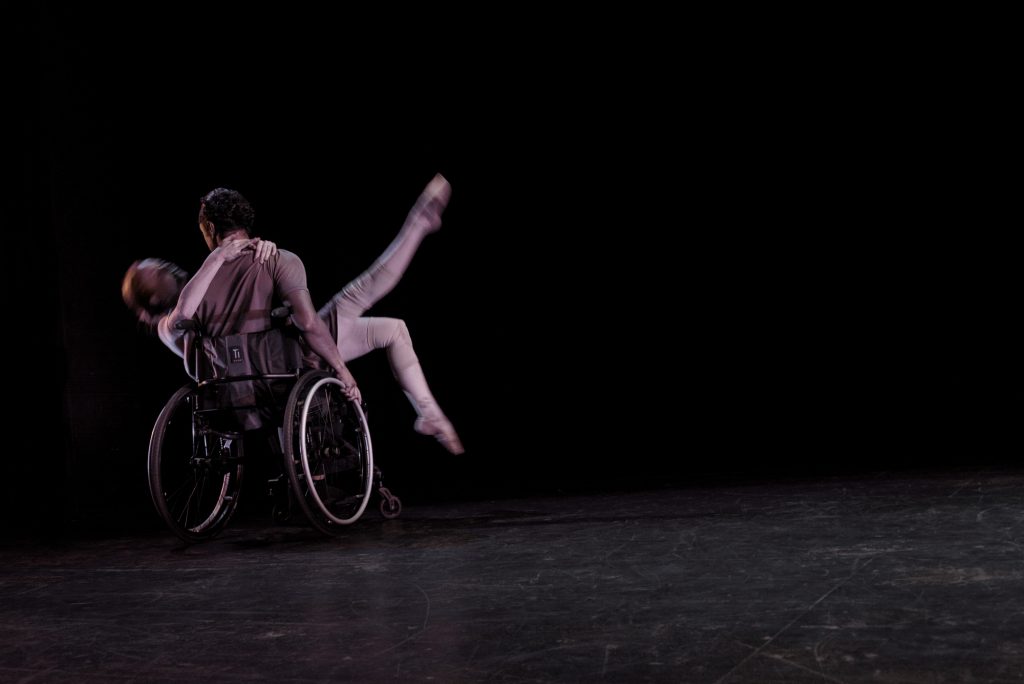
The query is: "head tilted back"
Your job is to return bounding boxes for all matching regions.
[121,258,187,326]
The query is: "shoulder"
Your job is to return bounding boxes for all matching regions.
[275,249,306,267]
[272,249,308,290]
[277,248,301,260]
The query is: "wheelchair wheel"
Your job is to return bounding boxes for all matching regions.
[148,384,244,543]
[283,371,374,534]
[379,495,402,519]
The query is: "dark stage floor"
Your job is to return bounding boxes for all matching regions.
[2,467,1023,683]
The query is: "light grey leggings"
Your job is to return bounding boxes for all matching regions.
[318,221,448,426]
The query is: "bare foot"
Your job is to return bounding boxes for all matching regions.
[414,415,465,455]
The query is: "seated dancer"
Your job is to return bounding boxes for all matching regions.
[123,174,463,454]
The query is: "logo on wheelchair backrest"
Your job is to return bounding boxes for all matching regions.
[229,345,244,365]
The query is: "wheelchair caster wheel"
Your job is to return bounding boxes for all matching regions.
[379,496,402,519]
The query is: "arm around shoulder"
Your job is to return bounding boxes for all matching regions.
[163,249,228,329]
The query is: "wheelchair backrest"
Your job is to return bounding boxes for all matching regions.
[192,327,304,382]
[186,326,306,432]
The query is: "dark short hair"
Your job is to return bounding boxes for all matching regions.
[200,188,255,236]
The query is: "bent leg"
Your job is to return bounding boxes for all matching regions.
[328,174,451,319]
[331,314,464,455]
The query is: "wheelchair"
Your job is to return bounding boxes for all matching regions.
[147,317,402,543]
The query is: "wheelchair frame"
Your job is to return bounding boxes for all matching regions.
[147,322,401,543]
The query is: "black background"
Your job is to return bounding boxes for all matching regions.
[9,7,1019,538]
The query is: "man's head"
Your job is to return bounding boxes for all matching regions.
[198,188,255,250]
[122,258,188,326]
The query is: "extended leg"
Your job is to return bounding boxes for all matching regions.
[334,316,463,455]
[326,174,451,318]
